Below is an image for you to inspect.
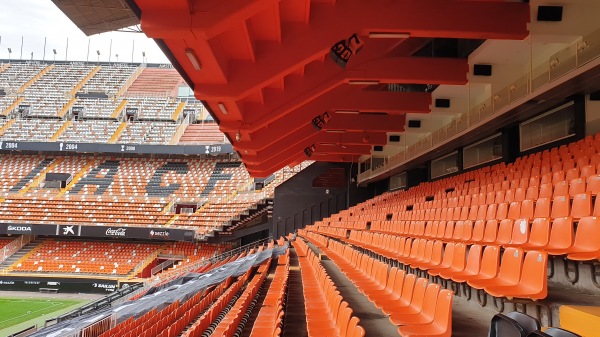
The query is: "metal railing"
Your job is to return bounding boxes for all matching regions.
[0,235,32,264]
[358,28,600,184]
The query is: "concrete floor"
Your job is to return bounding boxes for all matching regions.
[282,248,309,337]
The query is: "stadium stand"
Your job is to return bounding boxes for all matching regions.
[10,240,161,275]
[76,97,125,119]
[0,62,225,145]
[125,67,181,96]
[79,64,138,96]
[1,1,599,336]
[178,122,226,144]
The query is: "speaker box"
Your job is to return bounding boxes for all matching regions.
[590,91,600,101]
[435,98,451,108]
[408,120,421,128]
[374,146,384,152]
[473,64,492,76]
[389,135,400,142]
[537,6,563,22]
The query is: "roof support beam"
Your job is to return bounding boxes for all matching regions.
[240,128,386,164]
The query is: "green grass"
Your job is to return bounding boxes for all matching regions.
[0,297,84,330]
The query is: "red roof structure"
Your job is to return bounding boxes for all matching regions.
[131,0,530,176]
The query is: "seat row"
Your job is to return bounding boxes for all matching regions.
[300,230,453,337]
[293,239,365,337]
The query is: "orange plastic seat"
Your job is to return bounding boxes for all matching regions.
[455,245,500,283]
[389,282,440,326]
[544,217,575,255]
[566,217,600,260]
[534,198,551,218]
[520,218,551,250]
[551,195,571,218]
[504,218,531,247]
[571,193,592,219]
[485,250,548,300]
[587,175,600,196]
[553,181,569,198]
[397,289,453,337]
[440,244,481,281]
[468,247,524,290]
[429,242,466,277]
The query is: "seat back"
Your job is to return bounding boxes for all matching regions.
[488,314,528,337]
[520,251,548,299]
[510,218,531,246]
[571,216,600,253]
[463,244,483,275]
[479,245,501,278]
[547,217,574,251]
[527,218,551,248]
[497,248,525,285]
[506,312,541,334]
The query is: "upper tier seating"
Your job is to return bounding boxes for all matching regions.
[79,64,137,95]
[124,97,179,120]
[0,62,46,95]
[23,64,94,117]
[118,121,178,144]
[76,98,124,119]
[1,119,64,142]
[58,120,120,143]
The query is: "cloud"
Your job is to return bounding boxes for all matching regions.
[0,0,169,63]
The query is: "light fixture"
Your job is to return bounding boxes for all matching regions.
[368,32,410,39]
[7,48,11,53]
[96,50,100,55]
[348,80,380,85]
[185,48,202,71]
[52,49,57,55]
[235,133,241,142]
[218,102,228,114]
[335,110,360,114]
[325,130,346,134]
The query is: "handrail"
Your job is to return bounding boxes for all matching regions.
[148,236,273,286]
[0,235,32,264]
[358,27,600,184]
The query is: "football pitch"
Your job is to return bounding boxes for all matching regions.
[0,297,84,330]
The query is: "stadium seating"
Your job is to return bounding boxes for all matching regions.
[0,155,299,239]
[10,240,160,275]
[58,120,121,143]
[178,122,226,144]
[0,62,227,145]
[300,231,452,336]
[293,238,366,337]
[79,64,137,96]
[23,63,95,117]
[125,67,182,96]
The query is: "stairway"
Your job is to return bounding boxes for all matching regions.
[0,239,43,270]
[125,68,182,96]
[178,123,225,144]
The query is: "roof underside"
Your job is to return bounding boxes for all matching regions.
[61,0,531,177]
[52,0,139,36]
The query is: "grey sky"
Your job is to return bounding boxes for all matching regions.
[0,0,170,64]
